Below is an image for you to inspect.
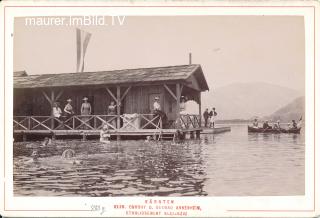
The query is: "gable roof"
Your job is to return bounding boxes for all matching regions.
[14,70,28,77]
[14,64,209,91]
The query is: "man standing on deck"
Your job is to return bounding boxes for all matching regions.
[203,108,209,127]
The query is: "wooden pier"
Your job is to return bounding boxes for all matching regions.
[201,126,231,134]
[13,114,203,141]
[13,64,212,141]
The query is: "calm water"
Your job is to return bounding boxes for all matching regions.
[13,125,304,196]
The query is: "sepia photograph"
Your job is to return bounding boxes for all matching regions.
[1,2,319,217]
[12,15,306,197]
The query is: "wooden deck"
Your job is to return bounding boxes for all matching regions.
[201,127,231,134]
[13,114,203,140]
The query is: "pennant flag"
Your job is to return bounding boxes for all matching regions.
[297,115,303,128]
[76,28,92,72]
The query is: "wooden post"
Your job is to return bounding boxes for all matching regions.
[176,83,181,129]
[23,133,27,142]
[50,90,55,130]
[199,92,202,128]
[82,133,87,141]
[190,131,195,139]
[116,86,121,141]
[196,130,201,139]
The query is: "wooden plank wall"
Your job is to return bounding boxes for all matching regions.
[14,85,180,121]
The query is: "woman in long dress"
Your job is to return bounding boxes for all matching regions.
[64,99,74,126]
[81,97,92,129]
[107,101,117,129]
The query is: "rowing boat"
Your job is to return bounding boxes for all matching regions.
[248,126,301,134]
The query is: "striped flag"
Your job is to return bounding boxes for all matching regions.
[297,115,303,128]
[76,28,92,72]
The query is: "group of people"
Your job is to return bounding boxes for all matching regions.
[52,97,91,120]
[52,97,120,128]
[203,108,218,128]
[252,118,299,130]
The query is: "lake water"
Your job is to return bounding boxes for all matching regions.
[13,125,305,196]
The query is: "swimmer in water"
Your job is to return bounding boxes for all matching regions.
[61,149,83,165]
[100,125,111,143]
[41,137,52,147]
[145,136,152,142]
[24,150,40,164]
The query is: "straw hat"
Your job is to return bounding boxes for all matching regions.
[154,97,159,100]
[83,97,88,101]
[67,99,72,102]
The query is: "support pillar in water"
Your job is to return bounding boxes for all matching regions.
[190,131,195,139]
[196,130,201,139]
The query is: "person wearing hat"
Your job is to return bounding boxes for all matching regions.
[290,119,297,129]
[64,99,74,125]
[52,102,62,128]
[203,108,209,127]
[152,96,168,127]
[252,118,259,129]
[262,120,272,129]
[209,107,217,128]
[180,96,187,114]
[273,120,281,129]
[153,96,161,112]
[81,97,92,116]
[107,100,118,128]
[80,97,92,129]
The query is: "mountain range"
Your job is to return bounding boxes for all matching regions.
[201,82,303,120]
[264,96,304,122]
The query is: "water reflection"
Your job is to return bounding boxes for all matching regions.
[13,125,305,196]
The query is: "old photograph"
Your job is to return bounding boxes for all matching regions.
[12,15,305,198]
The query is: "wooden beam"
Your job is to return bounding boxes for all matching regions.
[50,89,55,129]
[176,83,181,128]
[164,84,177,101]
[106,87,118,103]
[42,91,51,104]
[116,86,121,140]
[198,92,202,127]
[120,86,132,101]
[55,90,64,101]
[180,84,184,95]
[50,89,55,105]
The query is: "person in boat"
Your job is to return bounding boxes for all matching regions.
[252,118,259,128]
[290,120,298,129]
[203,108,209,127]
[273,120,281,129]
[100,124,111,143]
[263,120,272,129]
[80,97,92,129]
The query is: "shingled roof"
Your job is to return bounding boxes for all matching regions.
[14,64,209,91]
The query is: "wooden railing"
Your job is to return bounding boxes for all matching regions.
[13,114,162,131]
[178,114,201,129]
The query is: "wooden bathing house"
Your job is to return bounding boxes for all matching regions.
[13,65,209,141]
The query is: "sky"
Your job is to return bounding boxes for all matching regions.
[14,15,305,91]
